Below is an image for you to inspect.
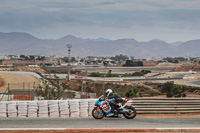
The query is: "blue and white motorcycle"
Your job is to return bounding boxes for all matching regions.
[92,95,136,119]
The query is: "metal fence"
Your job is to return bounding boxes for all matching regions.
[0,81,96,101]
[9,82,37,90]
[0,82,40,101]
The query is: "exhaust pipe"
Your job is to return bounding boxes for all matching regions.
[119,108,130,113]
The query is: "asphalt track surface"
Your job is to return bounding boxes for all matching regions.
[0,117,199,129]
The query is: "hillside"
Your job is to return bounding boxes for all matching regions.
[0,77,4,88]
[0,32,200,58]
[0,73,41,93]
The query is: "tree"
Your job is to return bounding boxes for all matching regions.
[137,61,143,66]
[132,72,144,76]
[163,57,187,63]
[103,61,109,66]
[106,73,118,77]
[122,70,151,77]
[37,56,45,61]
[161,82,186,97]
[124,60,134,66]
[91,61,97,65]
[110,54,129,61]
[161,82,174,97]
[141,70,151,74]
[35,75,69,100]
[30,55,35,61]
[123,60,143,67]
[90,72,103,77]
[25,56,29,60]
[172,85,186,97]
[125,86,142,98]
[123,73,132,77]
[20,55,26,58]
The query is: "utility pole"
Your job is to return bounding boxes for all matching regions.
[103,66,107,96]
[23,82,25,101]
[7,83,10,101]
[66,44,72,81]
[94,82,96,93]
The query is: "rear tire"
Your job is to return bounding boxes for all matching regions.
[92,107,104,119]
[123,106,136,119]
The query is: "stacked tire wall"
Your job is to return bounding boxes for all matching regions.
[0,99,96,118]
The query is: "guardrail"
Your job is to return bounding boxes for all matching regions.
[145,82,200,89]
[129,98,200,114]
[123,77,182,81]
[0,98,200,118]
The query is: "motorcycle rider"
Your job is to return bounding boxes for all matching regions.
[105,89,124,111]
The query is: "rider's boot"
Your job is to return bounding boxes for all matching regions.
[117,103,123,110]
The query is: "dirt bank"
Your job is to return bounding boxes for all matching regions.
[0,73,41,93]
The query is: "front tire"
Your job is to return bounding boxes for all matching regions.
[123,106,136,119]
[92,107,104,119]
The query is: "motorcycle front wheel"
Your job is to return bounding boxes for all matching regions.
[92,107,104,119]
[123,106,137,119]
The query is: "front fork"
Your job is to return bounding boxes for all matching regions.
[97,106,100,112]
[95,106,105,117]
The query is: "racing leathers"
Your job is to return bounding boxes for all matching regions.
[106,92,123,112]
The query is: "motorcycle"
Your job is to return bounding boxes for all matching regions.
[92,95,136,119]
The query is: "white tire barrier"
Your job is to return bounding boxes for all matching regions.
[48,101,59,117]
[38,101,48,117]
[0,102,7,117]
[88,100,96,116]
[7,101,17,117]
[59,101,70,117]
[79,100,88,117]
[69,100,79,117]
[28,101,38,117]
[17,102,28,117]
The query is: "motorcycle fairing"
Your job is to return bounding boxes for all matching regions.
[95,97,116,114]
[100,101,111,114]
[107,99,115,103]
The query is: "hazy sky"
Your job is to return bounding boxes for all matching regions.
[1,0,200,42]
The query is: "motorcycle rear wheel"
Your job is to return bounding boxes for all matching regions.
[92,107,104,119]
[123,106,137,119]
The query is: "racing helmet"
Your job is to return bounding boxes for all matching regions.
[106,89,112,97]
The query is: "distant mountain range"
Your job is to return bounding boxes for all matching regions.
[0,32,200,58]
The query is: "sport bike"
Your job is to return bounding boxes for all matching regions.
[92,95,136,119]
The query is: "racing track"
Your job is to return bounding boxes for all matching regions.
[0,117,200,129]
